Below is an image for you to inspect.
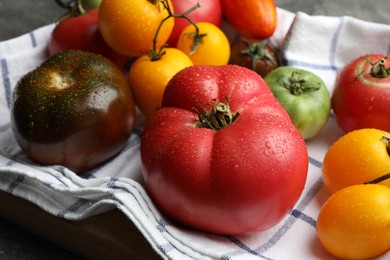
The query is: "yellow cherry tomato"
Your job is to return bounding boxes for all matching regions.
[176,22,230,65]
[128,48,193,117]
[317,184,390,259]
[98,0,174,56]
[322,128,390,194]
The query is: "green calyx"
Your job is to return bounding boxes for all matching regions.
[282,71,321,95]
[370,58,390,78]
[147,0,203,61]
[55,0,100,20]
[193,97,239,131]
[240,39,277,71]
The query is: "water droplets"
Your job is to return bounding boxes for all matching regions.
[261,136,291,159]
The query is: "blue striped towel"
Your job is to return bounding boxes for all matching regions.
[1,8,390,260]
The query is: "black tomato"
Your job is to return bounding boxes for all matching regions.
[229,37,279,78]
[11,50,136,173]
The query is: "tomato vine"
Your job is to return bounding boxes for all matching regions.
[147,0,204,61]
[55,0,91,16]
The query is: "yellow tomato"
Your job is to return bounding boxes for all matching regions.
[317,184,390,259]
[128,48,193,117]
[322,128,390,194]
[98,0,174,56]
[176,22,230,65]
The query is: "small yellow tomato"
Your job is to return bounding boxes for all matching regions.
[176,22,230,65]
[128,48,193,117]
[322,128,390,194]
[317,184,390,259]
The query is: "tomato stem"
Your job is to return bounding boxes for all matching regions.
[364,172,390,184]
[283,71,321,95]
[240,39,278,71]
[147,0,202,61]
[370,57,390,78]
[55,0,75,10]
[193,97,239,131]
[55,0,87,21]
[364,136,390,184]
[380,135,390,156]
[171,3,205,55]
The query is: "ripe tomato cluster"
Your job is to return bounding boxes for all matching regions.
[316,54,390,259]
[15,1,390,252]
[49,0,278,118]
[49,0,310,235]
[318,128,390,259]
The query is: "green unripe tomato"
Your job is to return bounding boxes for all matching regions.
[265,66,331,140]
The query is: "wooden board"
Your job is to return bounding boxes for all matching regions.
[0,191,161,260]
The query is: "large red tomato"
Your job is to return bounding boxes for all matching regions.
[332,54,390,133]
[168,0,222,47]
[48,9,128,69]
[221,0,277,39]
[141,65,308,235]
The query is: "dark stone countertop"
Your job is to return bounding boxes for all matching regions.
[0,0,389,259]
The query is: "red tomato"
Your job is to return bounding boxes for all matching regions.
[221,0,277,39]
[48,9,128,69]
[168,0,222,47]
[141,65,308,235]
[332,54,390,133]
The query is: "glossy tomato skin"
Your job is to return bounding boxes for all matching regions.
[98,0,174,57]
[128,48,193,117]
[48,9,128,69]
[332,54,390,133]
[322,128,390,194]
[221,0,277,39]
[176,22,230,65]
[265,66,331,140]
[11,50,136,173]
[167,0,222,47]
[317,184,390,259]
[141,65,308,235]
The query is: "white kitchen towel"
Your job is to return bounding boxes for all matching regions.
[1,8,390,260]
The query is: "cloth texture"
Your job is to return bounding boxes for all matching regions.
[1,8,390,260]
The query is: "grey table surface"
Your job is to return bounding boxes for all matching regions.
[0,0,389,259]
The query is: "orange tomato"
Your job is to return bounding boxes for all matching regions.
[128,48,193,117]
[221,0,277,39]
[98,0,174,56]
[322,128,390,194]
[317,184,390,259]
[176,22,230,65]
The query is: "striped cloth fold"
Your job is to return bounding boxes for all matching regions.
[1,8,390,260]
